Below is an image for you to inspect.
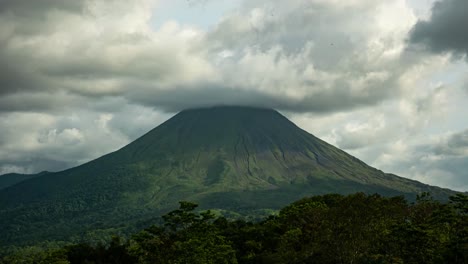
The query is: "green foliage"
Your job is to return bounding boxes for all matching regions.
[0,246,69,264]
[4,193,466,264]
[129,201,237,264]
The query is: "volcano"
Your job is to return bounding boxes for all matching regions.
[0,106,455,247]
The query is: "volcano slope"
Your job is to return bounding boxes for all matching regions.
[0,106,455,247]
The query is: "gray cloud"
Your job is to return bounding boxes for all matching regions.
[432,129,468,156]
[412,130,468,191]
[0,47,50,96]
[0,0,83,15]
[127,77,396,114]
[207,0,367,69]
[0,0,416,114]
[0,110,138,174]
[0,0,85,37]
[0,92,87,112]
[397,156,468,192]
[409,0,468,56]
[370,129,468,192]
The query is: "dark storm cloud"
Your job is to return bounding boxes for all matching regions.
[409,0,468,56]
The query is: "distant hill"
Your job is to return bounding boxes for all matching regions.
[0,106,457,247]
[0,172,47,190]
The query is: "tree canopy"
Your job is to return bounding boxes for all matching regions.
[1,193,467,264]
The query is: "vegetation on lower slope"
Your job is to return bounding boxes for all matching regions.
[2,192,467,264]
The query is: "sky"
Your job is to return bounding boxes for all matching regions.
[0,0,467,191]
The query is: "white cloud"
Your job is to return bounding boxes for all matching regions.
[0,0,421,113]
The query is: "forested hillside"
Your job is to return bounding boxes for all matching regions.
[2,192,467,264]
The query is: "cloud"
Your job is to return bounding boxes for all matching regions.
[362,130,468,192]
[0,0,83,15]
[0,112,122,173]
[333,115,388,150]
[410,130,468,191]
[0,92,87,112]
[0,0,419,114]
[432,129,468,156]
[409,0,468,57]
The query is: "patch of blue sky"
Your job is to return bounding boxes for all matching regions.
[151,0,243,31]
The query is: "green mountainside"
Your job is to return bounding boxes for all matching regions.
[0,106,456,247]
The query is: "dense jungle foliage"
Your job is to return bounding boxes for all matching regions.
[1,192,467,264]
